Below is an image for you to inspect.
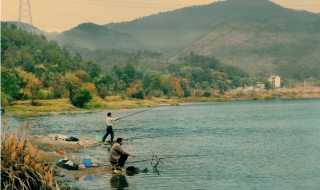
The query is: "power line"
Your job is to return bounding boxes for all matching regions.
[42,0,186,9]
[40,0,320,10]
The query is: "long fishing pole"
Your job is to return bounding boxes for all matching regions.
[120,106,156,119]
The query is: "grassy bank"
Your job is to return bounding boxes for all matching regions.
[179,88,320,102]
[4,95,160,118]
[4,88,320,118]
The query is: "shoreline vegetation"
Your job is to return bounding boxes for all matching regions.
[4,87,320,118]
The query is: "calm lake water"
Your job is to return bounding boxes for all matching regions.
[3,99,320,189]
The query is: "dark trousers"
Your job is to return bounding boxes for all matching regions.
[110,154,128,167]
[102,126,114,142]
[118,154,128,167]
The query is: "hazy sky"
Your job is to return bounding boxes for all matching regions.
[2,0,320,32]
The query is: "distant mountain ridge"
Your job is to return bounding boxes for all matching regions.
[172,20,320,76]
[5,0,320,80]
[106,0,319,56]
[2,21,48,35]
[46,23,148,52]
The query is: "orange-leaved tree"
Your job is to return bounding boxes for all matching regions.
[17,69,42,105]
[172,77,184,98]
[63,72,82,101]
[83,83,96,95]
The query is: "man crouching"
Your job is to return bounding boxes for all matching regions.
[109,137,136,171]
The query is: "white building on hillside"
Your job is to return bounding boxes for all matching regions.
[268,75,281,88]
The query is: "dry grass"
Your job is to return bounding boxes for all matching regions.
[179,88,320,102]
[0,116,73,190]
[5,96,159,118]
[4,88,320,117]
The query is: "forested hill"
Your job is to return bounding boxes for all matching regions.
[105,0,320,79]
[1,23,100,76]
[1,23,103,105]
[48,23,147,52]
[1,23,257,107]
[40,0,320,81]
[174,20,320,80]
[5,0,320,81]
[106,0,320,55]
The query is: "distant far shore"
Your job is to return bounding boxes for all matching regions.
[3,87,320,118]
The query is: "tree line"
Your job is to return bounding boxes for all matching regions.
[1,23,269,108]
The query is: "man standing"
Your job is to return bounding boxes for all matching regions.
[109,138,136,170]
[102,112,121,144]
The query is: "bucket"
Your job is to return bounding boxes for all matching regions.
[95,135,102,141]
[83,158,92,168]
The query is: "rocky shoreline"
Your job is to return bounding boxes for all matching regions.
[31,134,115,177]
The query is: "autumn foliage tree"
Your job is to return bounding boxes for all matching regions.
[99,87,109,99]
[126,80,144,99]
[63,72,82,101]
[83,83,96,95]
[172,77,184,97]
[17,69,42,105]
[75,70,90,83]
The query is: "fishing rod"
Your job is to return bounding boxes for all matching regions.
[120,106,157,119]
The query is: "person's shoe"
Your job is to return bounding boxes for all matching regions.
[116,165,123,170]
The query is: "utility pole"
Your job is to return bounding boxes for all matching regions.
[18,0,35,33]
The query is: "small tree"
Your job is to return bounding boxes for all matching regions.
[202,91,211,97]
[72,88,92,107]
[64,72,82,101]
[264,81,273,91]
[17,69,42,104]
[1,69,20,100]
[99,87,109,99]
[180,80,191,97]
[132,89,144,99]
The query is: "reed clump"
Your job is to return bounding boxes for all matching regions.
[1,116,71,190]
[169,99,180,106]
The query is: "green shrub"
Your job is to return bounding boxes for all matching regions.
[152,90,164,98]
[131,90,144,99]
[1,92,12,106]
[235,90,245,98]
[71,88,92,107]
[264,96,276,100]
[39,89,54,99]
[31,101,42,106]
[202,91,211,97]
[170,99,179,106]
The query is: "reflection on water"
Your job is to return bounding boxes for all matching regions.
[76,175,93,181]
[110,174,129,189]
[152,168,161,176]
[83,175,93,181]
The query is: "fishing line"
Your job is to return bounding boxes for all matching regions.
[120,106,158,120]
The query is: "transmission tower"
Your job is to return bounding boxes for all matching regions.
[18,0,35,33]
